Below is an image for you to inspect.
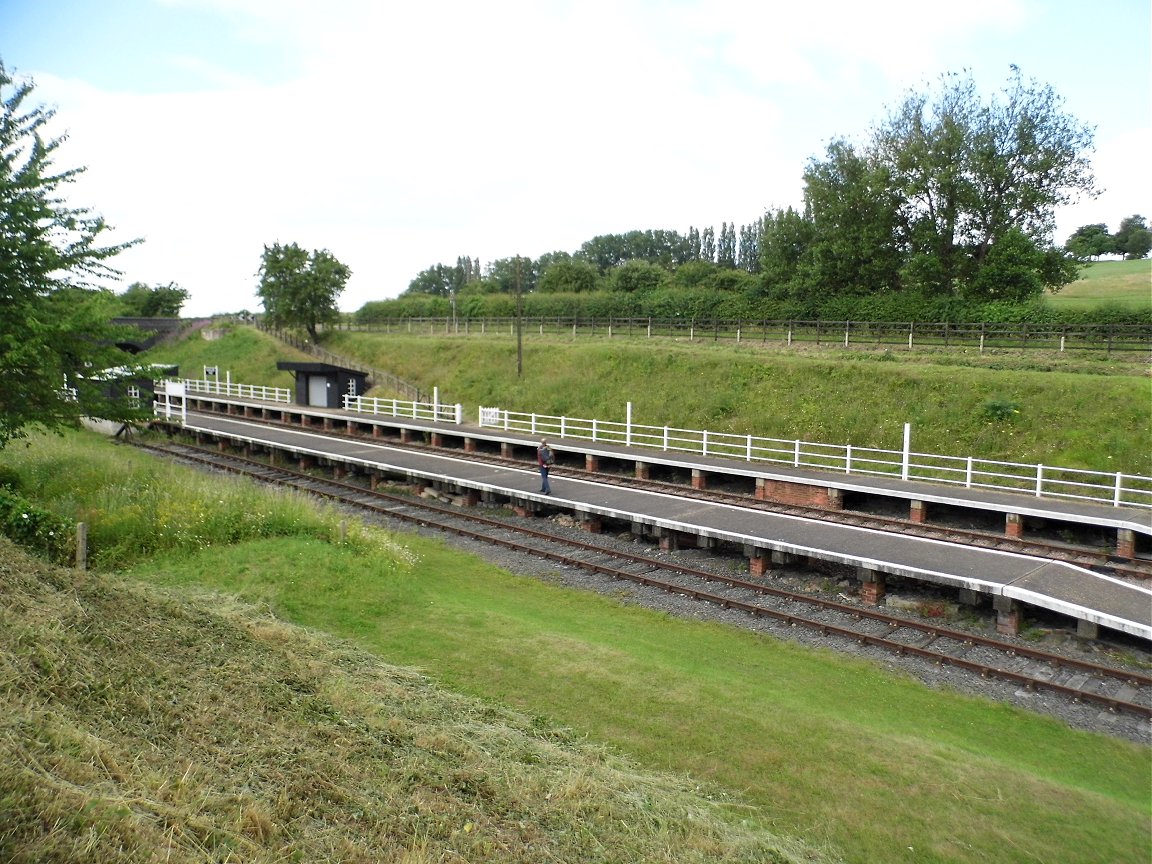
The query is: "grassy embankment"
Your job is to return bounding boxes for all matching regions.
[1044,258,1152,312]
[319,331,1151,476]
[2,428,1149,864]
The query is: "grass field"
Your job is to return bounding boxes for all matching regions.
[1045,259,1152,311]
[2,432,1150,864]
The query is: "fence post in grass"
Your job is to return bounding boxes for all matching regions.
[908,322,914,350]
[844,321,850,348]
[75,522,87,573]
[901,423,911,481]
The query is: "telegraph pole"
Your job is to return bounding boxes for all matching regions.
[515,255,523,378]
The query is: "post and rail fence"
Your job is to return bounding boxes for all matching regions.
[327,317,1152,354]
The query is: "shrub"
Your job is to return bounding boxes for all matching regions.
[0,489,73,563]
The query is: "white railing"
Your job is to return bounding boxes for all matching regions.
[344,394,463,424]
[171,377,292,403]
[478,406,1152,510]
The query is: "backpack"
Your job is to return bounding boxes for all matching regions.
[540,446,554,466]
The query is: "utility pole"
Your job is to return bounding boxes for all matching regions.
[515,255,523,378]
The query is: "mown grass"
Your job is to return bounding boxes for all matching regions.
[3,432,1150,864]
[1046,259,1152,311]
[318,331,1152,475]
[1,541,807,864]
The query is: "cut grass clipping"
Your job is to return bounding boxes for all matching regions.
[0,540,819,864]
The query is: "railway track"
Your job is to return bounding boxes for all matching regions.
[133,438,1152,725]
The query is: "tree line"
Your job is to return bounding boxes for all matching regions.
[358,67,1130,325]
[1065,217,1151,261]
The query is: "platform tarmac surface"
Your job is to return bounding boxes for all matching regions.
[181,412,1152,640]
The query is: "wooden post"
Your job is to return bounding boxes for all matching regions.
[75,522,88,573]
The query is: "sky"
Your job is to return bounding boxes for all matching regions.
[4,0,1150,317]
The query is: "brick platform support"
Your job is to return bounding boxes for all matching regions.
[993,596,1020,636]
[636,462,650,481]
[749,555,769,577]
[1005,513,1024,538]
[585,454,600,472]
[910,500,928,524]
[300,415,310,428]
[1116,528,1135,559]
[464,438,476,453]
[501,442,514,458]
[217,440,229,452]
[431,433,443,447]
[299,455,315,469]
[857,567,886,605]
[400,428,413,444]
[658,529,679,551]
[691,469,707,490]
[332,464,345,479]
[461,490,479,507]
[323,418,333,431]
[372,426,382,439]
[369,473,379,491]
[581,515,602,534]
[513,504,532,517]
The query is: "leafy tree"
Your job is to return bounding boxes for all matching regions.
[606,259,668,293]
[256,242,349,340]
[538,258,599,293]
[0,61,148,450]
[1113,215,1152,260]
[872,67,1096,297]
[758,207,814,298]
[117,281,190,316]
[801,139,903,296]
[716,222,737,268]
[1064,223,1115,259]
[737,221,761,273]
[700,226,716,263]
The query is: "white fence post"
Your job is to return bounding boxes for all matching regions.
[455,403,463,424]
[1114,472,1123,507]
[702,430,709,457]
[845,444,852,474]
[746,434,753,461]
[793,440,801,467]
[1035,464,1044,497]
[965,456,973,488]
[901,423,911,481]
[626,402,633,447]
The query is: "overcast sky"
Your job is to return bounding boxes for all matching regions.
[5,0,1149,316]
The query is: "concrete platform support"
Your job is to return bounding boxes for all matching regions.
[993,596,1020,636]
[580,514,602,534]
[857,567,886,605]
[958,588,981,606]
[697,535,715,550]
[300,415,310,428]
[771,550,796,566]
[299,455,315,470]
[464,437,476,453]
[585,454,599,472]
[1005,513,1024,539]
[636,462,650,481]
[501,442,514,458]
[431,432,443,447]
[910,500,928,524]
[1076,619,1100,640]
[1116,529,1135,560]
[826,488,843,510]
[691,469,707,490]
[369,473,379,491]
[657,528,679,551]
[400,428,414,444]
[323,418,333,431]
[372,426,382,439]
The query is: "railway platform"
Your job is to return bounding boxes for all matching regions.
[163,402,1152,643]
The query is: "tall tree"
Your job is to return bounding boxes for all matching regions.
[1113,215,1152,260]
[801,140,903,296]
[256,242,350,340]
[871,67,1096,297]
[0,62,147,449]
[1064,223,1115,259]
[716,222,737,268]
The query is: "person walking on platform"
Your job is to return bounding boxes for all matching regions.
[537,438,554,495]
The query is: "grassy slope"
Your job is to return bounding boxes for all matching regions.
[322,332,1152,475]
[0,537,815,864]
[1045,259,1152,311]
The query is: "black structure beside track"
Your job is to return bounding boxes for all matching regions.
[160,393,1152,642]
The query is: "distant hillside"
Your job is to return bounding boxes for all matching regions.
[1046,259,1152,311]
[0,539,818,864]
